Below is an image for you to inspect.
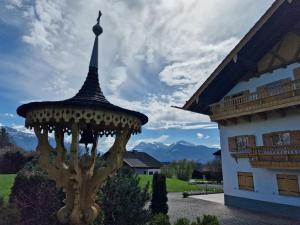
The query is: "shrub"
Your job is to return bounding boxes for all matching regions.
[0,197,20,225]
[200,215,219,225]
[0,151,27,173]
[9,166,64,225]
[101,168,151,225]
[150,213,171,225]
[173,218,191,225]
[150,173,168,215]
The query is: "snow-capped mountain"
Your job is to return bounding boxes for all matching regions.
[133,140,217,163]
[3,126,218,163]
[4,126,56,151]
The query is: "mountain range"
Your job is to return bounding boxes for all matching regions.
[132,140,217,163]
[4,126,217,163]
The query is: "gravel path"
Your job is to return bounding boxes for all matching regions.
[167,193,300,225]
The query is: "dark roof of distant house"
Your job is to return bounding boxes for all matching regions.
[123,150,161,169]
[183,0,300,114]
[213,150,221,156]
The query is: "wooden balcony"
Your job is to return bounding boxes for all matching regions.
[210,79,300,122]
[230,145,300,169]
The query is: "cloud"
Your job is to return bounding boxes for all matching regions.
[211,144,221,148]
[1,0,274,131]
[136,135,169,144]
[2,113,15,118]
[197,133,210,140]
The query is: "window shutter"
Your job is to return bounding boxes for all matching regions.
[277,174,299,196]
[263,133,273,146]
[228,137,237,152]
[238,172,254,191]
[247,135,256,147]
[289,131,300,145]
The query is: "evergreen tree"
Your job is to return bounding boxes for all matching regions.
[0,127,11,147]
[101,168,151,225]
[150,173,168,215]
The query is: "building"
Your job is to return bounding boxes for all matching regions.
[182,0,300,219]
[123,150,161,175]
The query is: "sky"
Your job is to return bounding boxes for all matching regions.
[0,0,274,150]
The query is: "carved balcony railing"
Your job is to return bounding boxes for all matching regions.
[249,145,300,169]
[230,145,300,169]
[210,79,300,121]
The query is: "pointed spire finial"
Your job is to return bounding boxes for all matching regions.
[89,10,103,69]
[93,10,103,36]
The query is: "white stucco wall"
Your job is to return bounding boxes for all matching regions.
[220,63,300,207]
[134,168,160,175]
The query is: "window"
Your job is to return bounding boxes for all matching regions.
[277,174,300,197]
[228,135,256,152]
[263,130,300,146]
[149,171,153,175]
[144,171,147,175]
[238,172,254,191]
[236,136,249,150]
[271,132,290,145]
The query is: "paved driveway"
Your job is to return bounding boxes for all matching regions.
[168,193,300,225]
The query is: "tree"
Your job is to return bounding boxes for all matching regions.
[161,160,196,181]
[101,168,151,225]
[0,151,27,173]
[0,127,11,147]
[150,173,168,215]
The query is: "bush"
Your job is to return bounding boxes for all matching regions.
[150,213,171,225]
[0,197,20,225]
[173,218,191,225]
[172,215,219,225]
[200,215,219,225]
[0,151,27,174]
[101,168,151,225]
[150,173,168,215]
[9,166,64,225]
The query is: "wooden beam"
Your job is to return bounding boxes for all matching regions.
[278,108,286,117]
[257,112,268,120]
[242,115,252,122]
[228,118,238,125]
[218,120,228,126]
[269,50,287,64]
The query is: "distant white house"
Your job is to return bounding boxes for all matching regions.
[123,150,161,175]
[183,0,300,220]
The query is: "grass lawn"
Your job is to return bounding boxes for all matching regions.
[138,175,201,193]
[0,174,16,203]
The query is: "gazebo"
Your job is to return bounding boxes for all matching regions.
[17,11,148,225]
